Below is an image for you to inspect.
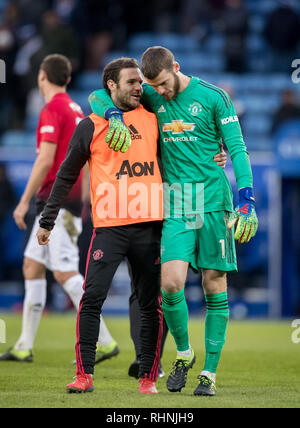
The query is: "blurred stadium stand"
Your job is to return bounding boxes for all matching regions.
[2,72,297,153]
[2,0,300,151]
[3,44,298,150]
[1,130,35,148]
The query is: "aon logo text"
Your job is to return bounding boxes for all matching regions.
[116,160,154,179]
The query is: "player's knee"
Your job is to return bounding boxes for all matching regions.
[53,270,75,285]
[161,260,188,294]
[162,276,183,294]
[23,258,45,280]
[202,269,227,294]
[22,260,30,279]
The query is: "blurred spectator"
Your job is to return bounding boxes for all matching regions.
[52,0,77,25]
[264,0,300,72]
[271,89,300,135]
[152,0,181,33]
[13,0,51,27]
[180,0,212,42]
[122,0,154,37]
[85,31,113,70]
[0,163,15,227]
[71,0,125,69]
[33,10,81,76]
[12,25,42,129]
[210,0,225,11]
[0,2,19,134]
[220,0,249,73]
[0,163,16,276]
[11,9,81,127]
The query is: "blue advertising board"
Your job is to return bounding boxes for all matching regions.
[274,120,300,177]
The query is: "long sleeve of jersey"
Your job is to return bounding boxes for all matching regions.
[89,86,155,117]
[89,89,115,118]
[214,92,253,189]
[39,117,94,231]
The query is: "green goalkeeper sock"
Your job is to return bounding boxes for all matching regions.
[203,291,229,374]
[161,288,190,352]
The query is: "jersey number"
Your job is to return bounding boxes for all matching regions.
[219,239,225,259]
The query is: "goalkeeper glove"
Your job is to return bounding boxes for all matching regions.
[104,108,131,153]
[227,187,258,243]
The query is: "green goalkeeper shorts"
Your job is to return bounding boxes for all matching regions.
[161,211,237,272]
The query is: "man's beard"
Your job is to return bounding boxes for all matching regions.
[172,72,180,98]
[164,72,180,100]
[115,87,141,111]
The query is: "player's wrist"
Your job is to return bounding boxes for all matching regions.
[238,187,255,205]
[19,196,30,206]
[39,218,53,231]
[105,108,124,121]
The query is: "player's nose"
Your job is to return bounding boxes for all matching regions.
[133,82,142,92]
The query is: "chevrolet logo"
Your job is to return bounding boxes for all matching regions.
[162,120,196,135]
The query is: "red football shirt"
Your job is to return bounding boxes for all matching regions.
[36,92,85,215]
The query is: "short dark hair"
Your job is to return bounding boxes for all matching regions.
[141,46,174,79]
[40,54,72,87]
[102,57,139,94]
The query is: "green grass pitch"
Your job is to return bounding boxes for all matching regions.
[0,313,299,408]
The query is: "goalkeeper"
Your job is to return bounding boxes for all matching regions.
[89,46,258,397]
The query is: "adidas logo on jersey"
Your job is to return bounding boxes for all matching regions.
[158,105,166,113]
[129,124,142,140]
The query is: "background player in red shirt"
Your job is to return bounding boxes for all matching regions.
[0,54,118,363]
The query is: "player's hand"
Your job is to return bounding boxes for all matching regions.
[214,145,227,169]
[36,227,51,245]
[227,187,258,243]
[105,109,131,153]
[13,201,29,230]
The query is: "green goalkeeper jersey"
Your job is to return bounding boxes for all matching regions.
[89,76,253,214]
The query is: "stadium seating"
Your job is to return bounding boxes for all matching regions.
[127,32,199,55]
[176,52,225,74]
[239,93,280,114]
[24,114,39,132]
[68,90,92,116]
[0,0,7,21]
[2,0,299,153]
[102,50,136,66]
[204,34,224,53]
[1,70,292,152]
[246,0,283,14]
[0,130,35,148]
[75,71,102,92]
